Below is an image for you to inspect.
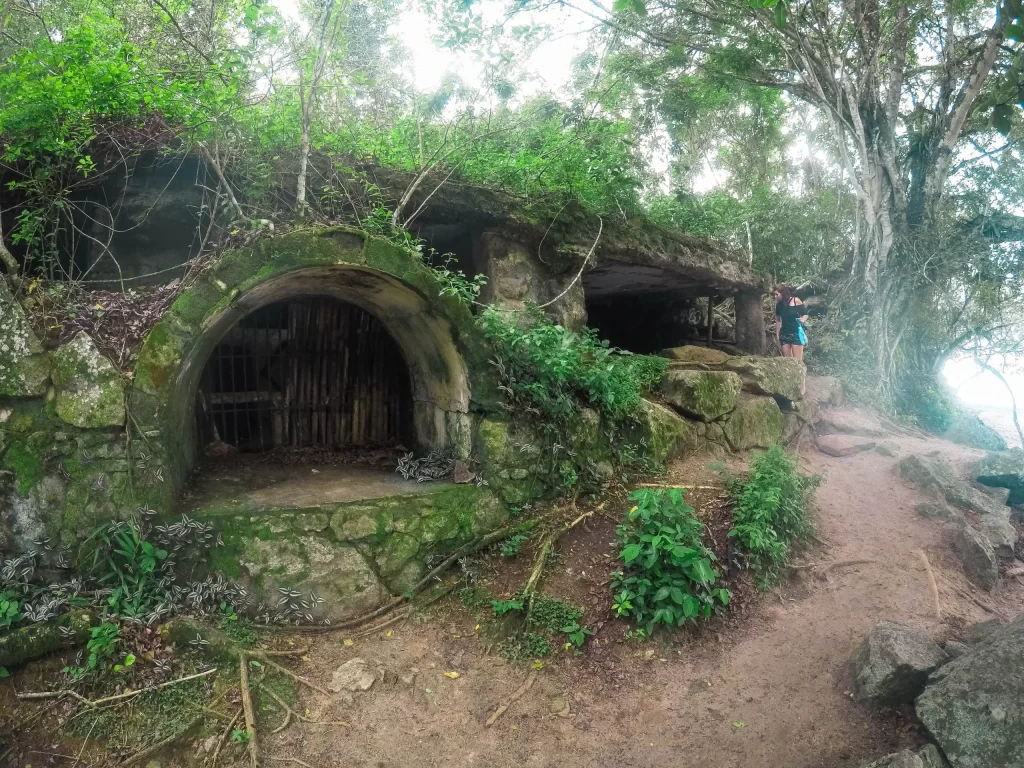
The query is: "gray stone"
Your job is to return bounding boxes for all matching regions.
[851,621,948,705]
[329,658,376,692]
[862,750,924,768]
[916,500,964,524]
[660,345,730,365]
[658,369,742,421]
[916,744,950,768]
[981,485,1013,506]
[953,524,1000,592]
[963,619,1006,645]
[0,279,49,397]
[944,412,1007,452]
[978,512,1018,560]
[723,356,806,403]
[805,374,844,408]
[942,640,969,659]
[875,442,899,458]
[974,449,1024,505]
[51,334,125,428]
[899,454,1007,517]
[916,616,1024,768]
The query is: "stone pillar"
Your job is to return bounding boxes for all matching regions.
[474,232,587,329]
[734,290,766,355]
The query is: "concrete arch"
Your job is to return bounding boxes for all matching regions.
[131,228,490,511]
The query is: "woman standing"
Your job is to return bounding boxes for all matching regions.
[774,284,808,360]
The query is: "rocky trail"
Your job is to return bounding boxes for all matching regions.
[245,402,1024,768]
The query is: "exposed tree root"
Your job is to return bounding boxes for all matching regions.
[522,506,595,623]
[253,654,331,697]
[485,669,539,727]
[16,668,217,707]
[210,706,243,768]
[269,758,314,768]
[263,686,349,733]
[239,653,259,768]
[940,575,1009,619]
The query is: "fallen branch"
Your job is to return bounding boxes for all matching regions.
[485,669,538,727]
[239,653,259,768]
[918,549,942,620]
[119,714,204,766]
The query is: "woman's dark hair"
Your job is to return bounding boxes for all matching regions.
[774,283,794,304]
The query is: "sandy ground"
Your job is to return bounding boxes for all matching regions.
[248,406,1024,768]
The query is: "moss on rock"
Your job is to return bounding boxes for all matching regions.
[2,440,44,495]
[0,279,49,398]
[0,610,95,668]
[631,399,696,464]
[724,357,806,403]
[722,396,784,450]
[660,345,731,365]
[659,369,742,421]
[51,334,125,428]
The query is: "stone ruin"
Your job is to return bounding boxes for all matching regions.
[0,155,810,620]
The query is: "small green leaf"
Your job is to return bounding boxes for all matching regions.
[0,666,9,678]
[773,1,787,27]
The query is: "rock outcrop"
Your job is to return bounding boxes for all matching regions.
[898,454,1006,517]
[851,621,949,705]
[953,523,1000,591]
[722,396,785,450]
[974,449,1024,506]
[723,356,806,403]
[916,614,1024,768]
[658,369,741,421]
[944,412,1006,452]
[862,746,949,768]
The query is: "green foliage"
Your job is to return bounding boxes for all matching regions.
[611,488,729,634]
[726,446,819,588]
[893,374,960,434]
[82,521,168,618]
[499,534,530,557]
[231,729,252,744]
[64,621,121,677]
[428,253,488,306]
[529,596,584,634]
[497,631,552,663]
[479,306,667,494]
[491,598,524,615]
[0,591,22,630]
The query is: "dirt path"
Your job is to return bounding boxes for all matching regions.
[261,407,1024,768]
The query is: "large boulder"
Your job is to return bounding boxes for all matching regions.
[722,395,784,450]
[660,345,731,365]
[953,523,1000,591]
[851,621,949,705]
[724,356,806,403]
[978,511,1018,560]
[899,454,1007,517]
[658,369,741,421]
[0,278,49,397]
[944,412,1007,452]
[51,333,126,428]
[916,615,1024,768]
[632,399,698,461]
[974,449,1024,506]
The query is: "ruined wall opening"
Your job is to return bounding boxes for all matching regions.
[195,297,413,454]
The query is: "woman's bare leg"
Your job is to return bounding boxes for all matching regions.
[792,345,804,361]
[781,344,793,357]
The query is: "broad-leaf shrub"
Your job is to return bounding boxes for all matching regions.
[478,306,666,421]
[727,446,820,587]
[611,488,730,633]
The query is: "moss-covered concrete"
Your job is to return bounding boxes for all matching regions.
[187,483,507,621]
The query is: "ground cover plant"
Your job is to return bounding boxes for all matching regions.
[725,446,820,588]
[610,488,730,634]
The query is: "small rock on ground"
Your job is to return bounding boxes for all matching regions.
[330,657,376,692]
[953,523,1000,591]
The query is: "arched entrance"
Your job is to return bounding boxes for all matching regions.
[132,229,487,512]
[196,297,413,453]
